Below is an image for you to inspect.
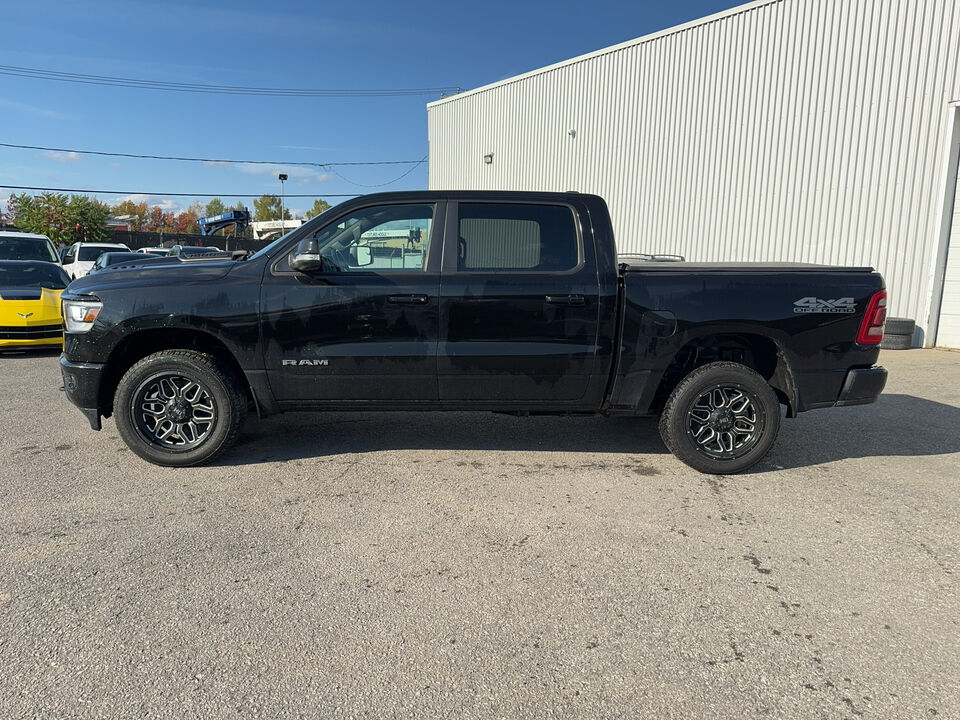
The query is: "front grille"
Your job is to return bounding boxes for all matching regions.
[0,323,63,340]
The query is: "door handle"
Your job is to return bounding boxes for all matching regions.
[545,294,585,305]
[387,294,429,305]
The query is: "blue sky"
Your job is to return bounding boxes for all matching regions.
[1,0,741,217]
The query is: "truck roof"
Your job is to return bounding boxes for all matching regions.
[332,190,602,203]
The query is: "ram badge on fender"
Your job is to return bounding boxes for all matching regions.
[59,191,887,474]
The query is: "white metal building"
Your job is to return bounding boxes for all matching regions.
[427,0,960,348]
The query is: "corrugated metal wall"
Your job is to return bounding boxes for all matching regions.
[427,0,960,342]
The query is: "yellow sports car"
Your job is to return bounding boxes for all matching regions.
[0,260,70,350]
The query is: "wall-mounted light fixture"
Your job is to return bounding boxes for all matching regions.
[483,153,494,164]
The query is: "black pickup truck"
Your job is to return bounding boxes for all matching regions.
[60,191,888,473]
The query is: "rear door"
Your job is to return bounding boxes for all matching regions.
[261,201,444,404]
[438,199,604,407]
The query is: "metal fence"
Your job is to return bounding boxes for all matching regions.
[109,230,268,253]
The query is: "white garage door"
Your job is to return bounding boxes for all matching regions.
[937,158,960,348]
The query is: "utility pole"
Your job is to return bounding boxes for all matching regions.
[278,173,288,236]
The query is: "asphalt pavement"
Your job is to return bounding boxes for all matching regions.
[0,348,957,719]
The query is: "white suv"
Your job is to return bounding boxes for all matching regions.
[62,242,131,279]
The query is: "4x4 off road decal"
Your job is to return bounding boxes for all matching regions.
[793,297,856,314]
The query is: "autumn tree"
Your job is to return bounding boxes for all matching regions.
[171,210,199,235]
[253,194,291,221]
[305,198,331,219]
[111,199,149,230]
[144,205,175,233]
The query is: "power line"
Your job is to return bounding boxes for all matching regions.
[0,185,358,198]
[0,142,423,167]
[0,64,460,98]
[325,156,427,187]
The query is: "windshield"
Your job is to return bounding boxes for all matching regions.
[78,245,127,262]
[102,252,146,266]
[0,236,58,263]
[0,262,70,289]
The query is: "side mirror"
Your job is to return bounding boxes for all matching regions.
[290,238,324,273]
[354,245,373,267]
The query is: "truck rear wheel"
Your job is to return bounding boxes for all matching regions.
[658,361,780,474]
[114,350,246,467]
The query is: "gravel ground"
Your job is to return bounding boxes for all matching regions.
[0,348,957,719]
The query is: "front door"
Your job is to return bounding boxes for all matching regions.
[261,201,443,404]
[438,200,603,406]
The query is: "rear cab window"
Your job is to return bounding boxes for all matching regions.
[456,203,580,272]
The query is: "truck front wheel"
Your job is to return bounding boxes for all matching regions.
[658,362,780,474]
[114,350,247,467]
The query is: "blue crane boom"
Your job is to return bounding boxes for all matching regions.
[198,209,250,238]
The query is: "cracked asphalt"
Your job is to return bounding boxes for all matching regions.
[0,349,957,719]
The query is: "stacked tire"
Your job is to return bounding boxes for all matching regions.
[881,317,915,350]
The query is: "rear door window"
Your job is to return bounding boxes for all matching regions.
[456,203,580,272]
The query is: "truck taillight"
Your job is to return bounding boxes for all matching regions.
[856,290,887,345]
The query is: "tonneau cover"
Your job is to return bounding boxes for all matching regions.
[619,261,875,273]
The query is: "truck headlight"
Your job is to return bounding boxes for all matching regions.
[63,298,103,333]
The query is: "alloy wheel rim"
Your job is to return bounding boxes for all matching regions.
[686,383,764,460]
[133,372,216,450]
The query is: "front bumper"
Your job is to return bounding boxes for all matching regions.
[835,365,888,407]
[60,355,106,430]
[0,337,62,349]
[0,324,63,349]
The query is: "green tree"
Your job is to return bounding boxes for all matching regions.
[305,198,331,219]
[204,198,226,217]
[253,194,291,221]
[64,195,112,243]
[8,192,110,244]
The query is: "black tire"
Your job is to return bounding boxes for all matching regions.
[658,362,781,475]
[883,317,915,335]
[114,350,246,467]
[880,333,913,350]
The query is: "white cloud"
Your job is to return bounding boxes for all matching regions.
[203,160,323,182]
[42,150,83,163]
[294,173,333,184]
[114,194,181,212]
[115,193,149,204]
[0,98,69,119]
